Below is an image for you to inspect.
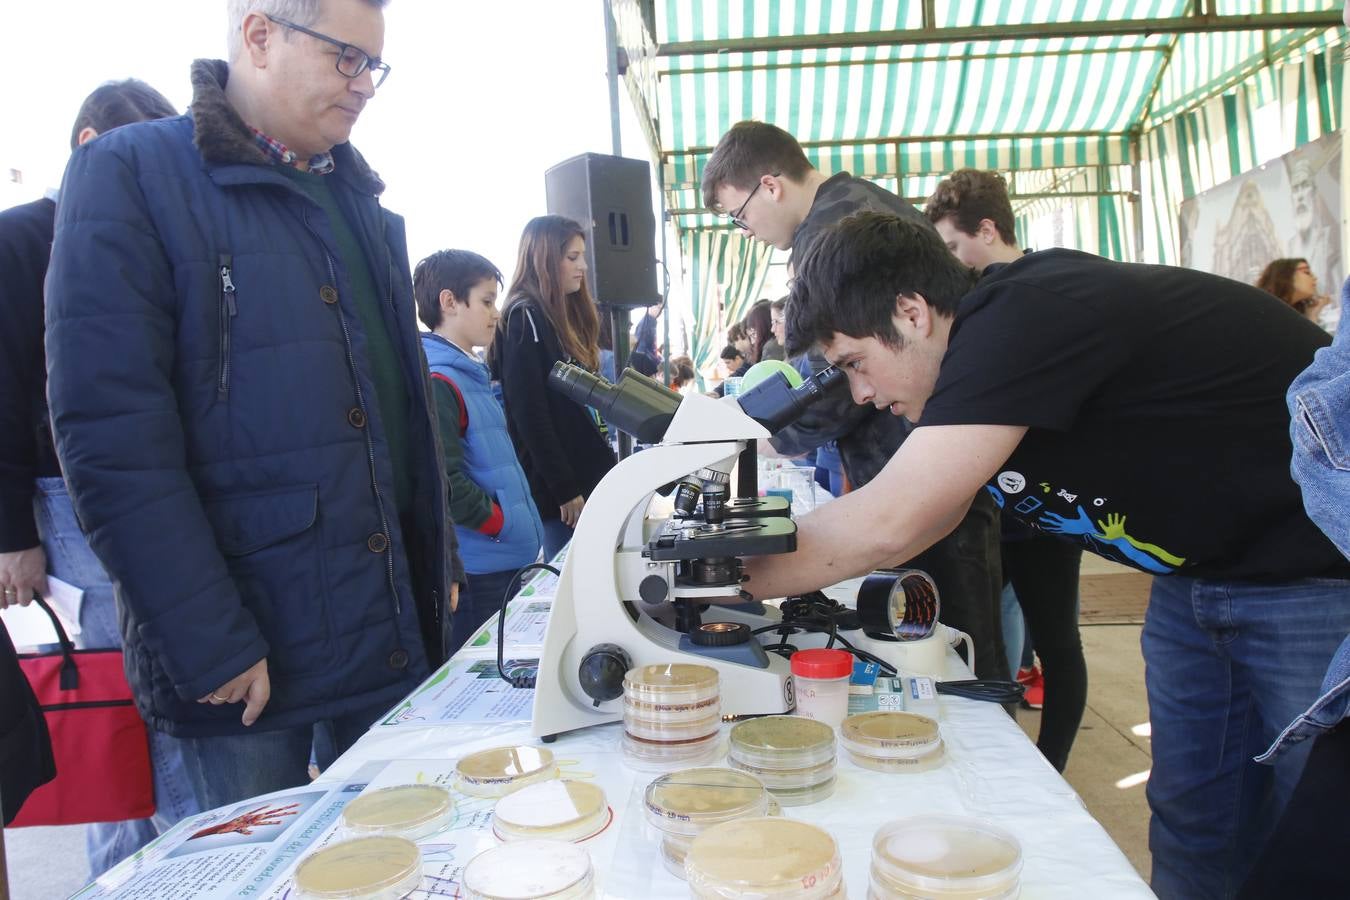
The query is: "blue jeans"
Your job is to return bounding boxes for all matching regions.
[541,518,572,562]
[33,477,199,876]
[448,568,523,655]
[177,698,389,810]
[1142,574,1350,899]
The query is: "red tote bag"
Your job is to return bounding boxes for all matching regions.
[8,595,155,827]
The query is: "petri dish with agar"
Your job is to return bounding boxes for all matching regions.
[293,835,423,900]
[623,663,722,771]
[623,663,720,707]
[841,711,945,772]
[685,817,844,899]
[727,715,837,805]
[492,780,610,843]
[644,767,771,877]
[455,745,560,799]
[341,784,455,841]
[869,814,1022,899]
[461,839,596,900]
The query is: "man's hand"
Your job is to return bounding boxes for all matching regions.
[198,657,270,727]
[559,495,586,528]
[0,546,49,609]
[450,581,460,613]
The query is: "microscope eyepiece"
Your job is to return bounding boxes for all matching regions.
[548,362,683,444]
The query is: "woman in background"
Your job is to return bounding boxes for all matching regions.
[493,216,617,559]
[742,299,774,365]
[1257,258,1328,324]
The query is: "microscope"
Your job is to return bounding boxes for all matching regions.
[530,362,968,740]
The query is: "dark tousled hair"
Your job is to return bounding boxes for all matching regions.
[70,79,177,151]
[414,249,503,330]
[741,300,773,364]
[1255,258,1312,312]
[701,121,814,211]
[923,169,1018,246]
[787,212,977,357]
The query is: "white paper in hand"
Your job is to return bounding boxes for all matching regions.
[0,576,84,647]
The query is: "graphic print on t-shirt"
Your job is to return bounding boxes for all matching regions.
[987,471,1186,574]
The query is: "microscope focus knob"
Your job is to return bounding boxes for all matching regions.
[578,643,632,707]
[690,621,752,647]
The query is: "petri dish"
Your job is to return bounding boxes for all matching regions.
[870,815,1022,899]
[461,839,596,900]
[846,740,946,774]
[341,784,455,841]
[727,754,836,792]
[623,663,720,706]
[621,730,721,772]
[728,716,836,769]
[685,817,843,899]
[293,835,422,900]
[492,780,610,843]
[455,746,560,799]
[841,712,942,758]
[644,767,770,837]
[624,711,721,743]
[624,692,721,723]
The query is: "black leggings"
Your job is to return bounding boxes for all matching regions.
[1002,535,1087,772]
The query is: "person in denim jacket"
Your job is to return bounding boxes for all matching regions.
[1239,280,1350,897]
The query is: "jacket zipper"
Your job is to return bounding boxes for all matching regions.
[218,254,237,399]
[302,209,401,616]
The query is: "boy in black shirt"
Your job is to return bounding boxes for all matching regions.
[743,211,1350,900]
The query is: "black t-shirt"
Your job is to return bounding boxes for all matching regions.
[920,248,1345,581]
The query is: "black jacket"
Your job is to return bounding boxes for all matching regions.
[495,298,616,519]
[0,196,60,553]
[1,625,55,824]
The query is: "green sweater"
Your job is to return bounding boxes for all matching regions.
[277,166,414,516]
[430,376,498,531]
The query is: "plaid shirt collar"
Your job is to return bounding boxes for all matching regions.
[250,128,335,175]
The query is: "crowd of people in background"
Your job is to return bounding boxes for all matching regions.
[0,3,1346,899]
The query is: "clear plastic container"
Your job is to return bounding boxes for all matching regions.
[728,716,836,769]
[646,767,771,880]
[623,712,722,743]
[461,839,596,900]
[623,663,722,772]
[841,712,942,757]
[624,692,720,722]
[293,835,423,900]
[621,730,721,772]
[455,746,560,799]
[492,780,610,843]
[341,784,455,841]
[685,817,844,899]
[869,815,1022,899]
[791,649,853,728]
[846,740,946,774]
[623,663,720,706]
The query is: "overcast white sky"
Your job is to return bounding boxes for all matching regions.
[4,1,675,332]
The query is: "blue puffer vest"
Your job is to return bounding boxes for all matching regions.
[421,335,544,574]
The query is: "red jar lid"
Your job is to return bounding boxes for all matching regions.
[790,648,853,679]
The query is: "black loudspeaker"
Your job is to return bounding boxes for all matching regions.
[545,153,659,308]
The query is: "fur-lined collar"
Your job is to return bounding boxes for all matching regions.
[188,59,385,196]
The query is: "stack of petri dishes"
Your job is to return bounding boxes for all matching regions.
[868,815,1023,899]
[454,745,560,798]
[461,839,596,900]
[727,715,837,806]
[492,780,610,843]
[840,711,945,773]
[340,784,456,841]
[684,817,845,899]
[621,663,721,771]
[643,767,771,878]
[292,835,423,900]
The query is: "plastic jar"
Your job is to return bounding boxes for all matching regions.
[868,815,1022,899]
[461,839,596,900]
[685,817,844,899]
[727,715,837,806]
[293,835,423,900]
[840,711,945,773]
[644,767,771,878]
[492,780,610,843]
[622,663,721,771]
[455,746,560,799]
[341,784,455,841]
[790,649,853,728]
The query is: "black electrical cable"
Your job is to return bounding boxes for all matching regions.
[495,562,560,689]
[934,679,1026,705]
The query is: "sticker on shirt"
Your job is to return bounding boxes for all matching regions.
[987,485,1186,574]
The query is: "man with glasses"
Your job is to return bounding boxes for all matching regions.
[44,0,462,811]
[701,120,1008,683]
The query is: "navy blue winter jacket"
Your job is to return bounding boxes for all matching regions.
[44,60,455,737]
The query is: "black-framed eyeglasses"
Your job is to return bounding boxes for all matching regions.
[722,172,780,229]
[269,16,391,88]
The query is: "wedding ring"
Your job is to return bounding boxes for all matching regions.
[209,692,227,702]
[3,587,15,598]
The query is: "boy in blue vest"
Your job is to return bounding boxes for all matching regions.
[416,251,545,653]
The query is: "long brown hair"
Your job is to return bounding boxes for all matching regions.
[502,216,600,371]
[1256,258,1311,312]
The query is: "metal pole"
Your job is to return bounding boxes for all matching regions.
[1130,134,1145,263]
[602,0,631,457]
